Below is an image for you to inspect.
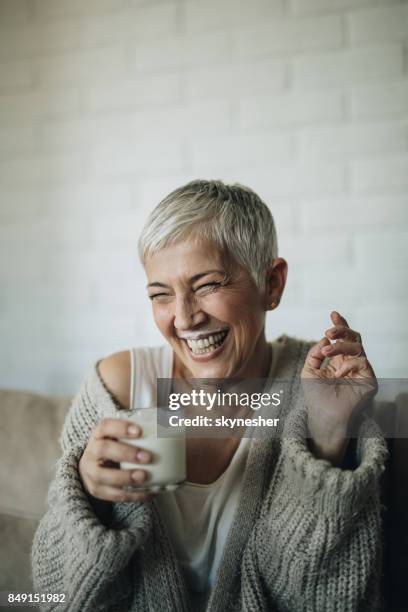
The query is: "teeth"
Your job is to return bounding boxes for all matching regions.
[185,330,228,355]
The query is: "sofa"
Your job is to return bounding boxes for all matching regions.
[0,388,407,611]
[0,389,71,608]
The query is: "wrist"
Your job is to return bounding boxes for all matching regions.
[307,435,349,467]
[307,413,352,466]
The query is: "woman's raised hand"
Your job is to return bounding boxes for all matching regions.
[301,311,377,467]
[78,418,154,503]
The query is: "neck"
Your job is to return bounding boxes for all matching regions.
[241,332,272,379]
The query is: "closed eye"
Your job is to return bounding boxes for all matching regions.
[149,293,170,301]
[149,281,223,301]
[195,282,221,292]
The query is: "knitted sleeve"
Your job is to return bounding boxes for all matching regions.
[30,372,152,611]
[250,407,388,612]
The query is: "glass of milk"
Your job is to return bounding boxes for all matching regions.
[117,408,186,492]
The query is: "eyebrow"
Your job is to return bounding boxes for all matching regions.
[146,269,225,289]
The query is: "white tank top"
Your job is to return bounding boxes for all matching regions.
[129,341,283,609]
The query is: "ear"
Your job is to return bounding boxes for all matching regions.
[264,258,288,311]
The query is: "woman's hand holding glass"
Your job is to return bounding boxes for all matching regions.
[78,417,154,503]
[301,310,378,467]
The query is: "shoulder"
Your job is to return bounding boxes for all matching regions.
[270,335,316,380]
[97,350,131,411]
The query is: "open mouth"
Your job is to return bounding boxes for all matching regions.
[183,329,229,356]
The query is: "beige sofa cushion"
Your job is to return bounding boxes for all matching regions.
[0,390,71,518]
[0,389,71,593]
[0,513,40,593]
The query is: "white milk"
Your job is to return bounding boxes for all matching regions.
[117,408,186,491]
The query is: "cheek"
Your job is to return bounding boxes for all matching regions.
[228,297,265,346]
[206,297,231,320]
[207,290,248,317]
[153,305,172,333]
[210,296,264,347]
[215,294,263,327]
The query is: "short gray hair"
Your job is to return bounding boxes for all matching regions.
[138,179,278,290]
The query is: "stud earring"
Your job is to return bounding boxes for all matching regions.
[270,300,278,309]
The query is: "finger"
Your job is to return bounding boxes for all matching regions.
[334,356,370,378]
[93,417,142,441]
[330,310,349,328]
[92,439,152,465]
[88,462,149,488]
[325,326,362,343]
[89,484,154,504]
[321,340,365,358]
[305,337,331,369]
[120,489,156,503]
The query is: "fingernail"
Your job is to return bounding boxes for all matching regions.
[128,425,139,436]
[132,470,145,483]
[137,451,150,463]
[323,345,333,353]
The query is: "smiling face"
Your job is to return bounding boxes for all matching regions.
[144,237,275,380]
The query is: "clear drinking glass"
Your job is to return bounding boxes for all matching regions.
[116,408,186,492]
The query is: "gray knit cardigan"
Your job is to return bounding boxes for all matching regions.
[31,336,388,612]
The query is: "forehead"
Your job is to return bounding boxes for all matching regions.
[144,238,227,282]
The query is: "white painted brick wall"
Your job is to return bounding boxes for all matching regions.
[350,4,408,43]
[300,194,408,228]
[292,0,402,14]
[0,19,80,59]
[240,90,345,128]
[0,0,33,25]
[127,31,232,73]
[184,0,286,32]
[350,80,408,117]
[0,0,407,395]
[233,15,344,57]
[0,59,33,88]
[83,73,182,112]
[34,44,128,85]
[297,122,407,159]
[33,0,126,19]
[79,4,180,46]
[352,155,408,191]
[184,58,287,100]
[293,45,404,89]
[0,88,80,121]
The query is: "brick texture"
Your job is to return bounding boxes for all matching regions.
[0,0,406,393]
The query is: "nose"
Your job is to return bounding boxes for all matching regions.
[174,294,206,331]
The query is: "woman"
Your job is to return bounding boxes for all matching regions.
[31,179,387,611]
